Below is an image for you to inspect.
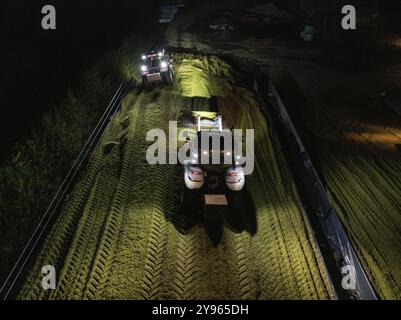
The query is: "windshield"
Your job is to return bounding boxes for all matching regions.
[146,56,162,69]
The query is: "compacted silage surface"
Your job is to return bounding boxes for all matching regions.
[276,73,401,300]
[18,53,333,300]
[321,107,401,300]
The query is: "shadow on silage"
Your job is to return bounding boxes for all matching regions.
[165,166,257,246]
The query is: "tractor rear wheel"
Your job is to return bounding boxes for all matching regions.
[164,69,173,85]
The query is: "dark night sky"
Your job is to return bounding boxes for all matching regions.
[0,0,159,156]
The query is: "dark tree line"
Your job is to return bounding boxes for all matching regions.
[1,0,159,157]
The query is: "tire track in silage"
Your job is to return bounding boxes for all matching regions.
[107,94,164,298]
[49,123,124,299]
[224,230,255,299]
[73,151,121,299]
[171,231,200,300]
[19,123,117,299]
[18,155,103,300]
[248,160,303,299]
[81,94,148,299]
[90,89,175,299]
[140,210,168,300]
[139,142,169,299]
[140,89,183,299]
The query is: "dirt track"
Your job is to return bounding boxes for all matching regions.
[19,54,333,300]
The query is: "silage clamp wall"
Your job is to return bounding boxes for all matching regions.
[257,79,377,300]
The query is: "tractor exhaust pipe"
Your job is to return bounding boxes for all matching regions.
[197,115,201,132]
[217,115,223,132]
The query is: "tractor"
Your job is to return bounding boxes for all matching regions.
[179,111,245,223]
[139,49,174,89]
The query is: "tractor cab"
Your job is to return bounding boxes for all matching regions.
[139,49,174,89]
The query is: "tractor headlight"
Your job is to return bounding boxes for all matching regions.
[141,65,148,72]
[160,61,168,69]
